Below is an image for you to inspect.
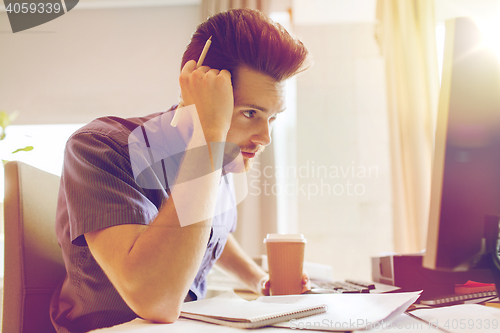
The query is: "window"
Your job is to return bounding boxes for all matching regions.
[0,123,84,277]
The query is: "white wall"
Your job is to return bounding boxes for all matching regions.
[293,23,393,281]
[0,4,201,124]
[435,0,500,23]
[293,0,377,24]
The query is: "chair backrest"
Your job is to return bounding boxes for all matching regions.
[2,161,66,333]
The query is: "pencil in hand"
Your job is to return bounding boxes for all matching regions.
[171,36,212,127]
[196,35,212,68]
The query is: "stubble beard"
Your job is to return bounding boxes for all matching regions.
[242,145,266,172]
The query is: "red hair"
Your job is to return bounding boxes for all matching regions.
[181,8,309,82]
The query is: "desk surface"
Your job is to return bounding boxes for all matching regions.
[87,296,500,333]
[89,290,420,333]
[89,313,442,333]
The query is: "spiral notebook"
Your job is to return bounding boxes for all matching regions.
[180,291,327,329]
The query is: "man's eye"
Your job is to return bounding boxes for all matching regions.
[242,110,256,118]
[270,114,278,121]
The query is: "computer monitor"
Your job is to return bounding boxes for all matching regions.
[423,17,500,289]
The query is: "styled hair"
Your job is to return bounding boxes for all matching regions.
[181,8,310,82]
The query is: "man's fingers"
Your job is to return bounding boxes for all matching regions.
[181,62,226,79]
[195,65,211,74]
[209,68,220,75]
[181,60,197,75]
[219,69,231,79]
[262,280,271,296]
[179,60,197,89]
[301,271,311,294]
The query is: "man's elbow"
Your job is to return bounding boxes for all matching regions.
[117,264,187,323]
[130,297,183,324]
[140,308,181,324]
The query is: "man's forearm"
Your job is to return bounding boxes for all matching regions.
[87,130,225,322]
[216,234,268,294]
[125,131,226,315]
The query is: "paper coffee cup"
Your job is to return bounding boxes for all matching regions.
[264,234,306,295]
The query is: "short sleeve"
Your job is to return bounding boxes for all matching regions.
[62,131,159,246]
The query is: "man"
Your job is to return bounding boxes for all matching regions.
[50,8,310,332]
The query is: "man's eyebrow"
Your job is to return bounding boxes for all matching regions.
[239,104,286,114]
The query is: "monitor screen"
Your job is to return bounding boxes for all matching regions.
[423,17,500,272]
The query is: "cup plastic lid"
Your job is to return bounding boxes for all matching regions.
[263,233,307,243]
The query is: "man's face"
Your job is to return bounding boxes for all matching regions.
[226,66,285,171]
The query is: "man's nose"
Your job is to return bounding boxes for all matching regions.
[251,120,272,146]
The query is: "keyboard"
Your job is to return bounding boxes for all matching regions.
[310,279,376,294]
[311,279,498,307]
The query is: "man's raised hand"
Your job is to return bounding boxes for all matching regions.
[179,60,234,141]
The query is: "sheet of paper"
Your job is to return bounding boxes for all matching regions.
[89,291,421,333]
[180,291,325,321]
[255,291,421,331]
[410,304,500,332]
[353,312,443,332]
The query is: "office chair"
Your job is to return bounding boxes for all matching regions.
[2,161,66,333]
